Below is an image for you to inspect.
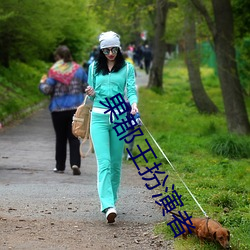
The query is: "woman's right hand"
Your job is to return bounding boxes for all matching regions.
[40,74,47,83]
[85,86,95,97]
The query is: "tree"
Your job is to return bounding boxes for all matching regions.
[191,0,250,134]
[91,0,155,48]
[0,0,58,66]
[0,0,98,66]
[148,0,177,89]
[184,1,218,114]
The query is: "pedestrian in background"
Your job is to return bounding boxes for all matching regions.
[134,44,144,69]
[39,45,88,175]
[85,31,138,223]
[84,46,99,72]
[143,44,153,74]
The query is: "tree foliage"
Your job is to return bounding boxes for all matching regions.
[232,0,250,40]
[164,2,184,44]
[0,0,99,67]
[232,0,250,95]
[91,0,155,46]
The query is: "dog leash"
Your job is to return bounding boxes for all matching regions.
[139,118,209,218]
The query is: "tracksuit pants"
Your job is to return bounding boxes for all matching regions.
[90,111,125,212]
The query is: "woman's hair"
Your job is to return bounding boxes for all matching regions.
[95,48,126,75]
[54,45,73,63]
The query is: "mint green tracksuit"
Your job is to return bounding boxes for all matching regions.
[88,62,137,212]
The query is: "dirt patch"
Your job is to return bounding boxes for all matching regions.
[0,215,173,250]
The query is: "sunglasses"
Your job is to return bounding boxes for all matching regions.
[102,47,119,55]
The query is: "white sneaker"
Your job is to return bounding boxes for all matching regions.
[126,154,132,161]
[53,168,64,173]
[105,207,117,223]
[72,165,81,175]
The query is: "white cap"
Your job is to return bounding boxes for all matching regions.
[99,31,121,49]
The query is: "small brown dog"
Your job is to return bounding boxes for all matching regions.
[182,217,231,249]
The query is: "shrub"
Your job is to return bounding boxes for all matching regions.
[210,135,250,159]
[209,191,237,210]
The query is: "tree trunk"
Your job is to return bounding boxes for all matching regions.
[147,0,169,89]
[212,0,250,134]
[184,4,218,114]
[191,0,250,134]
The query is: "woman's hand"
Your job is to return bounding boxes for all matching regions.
[85,86,96,97]
[131,103,138,115]
[40,74,47,83]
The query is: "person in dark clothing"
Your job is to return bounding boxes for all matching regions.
[87,46,99,67]
[39,45,88,175]
[143,44,152,74]
[134,45,144,69]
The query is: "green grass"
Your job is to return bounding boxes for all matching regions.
[134,58,250,249]
[0,60,50,123]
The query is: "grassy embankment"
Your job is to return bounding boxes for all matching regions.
[134,59,250,250]
[0,60,50,125]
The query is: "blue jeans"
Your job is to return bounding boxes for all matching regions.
[90,111,125,212]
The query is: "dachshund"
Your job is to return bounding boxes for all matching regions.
[168,211,231,249]
[182,216,231,249]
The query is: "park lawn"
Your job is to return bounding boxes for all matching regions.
[134,58,250,250]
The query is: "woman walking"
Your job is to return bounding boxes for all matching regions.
[39,45,88,175]
[85,31,138,223]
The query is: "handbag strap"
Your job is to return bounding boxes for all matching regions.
[124,62,129,100]
[83,94,88,105]
[79,109,93,158]
[79,137,93,158]
[76,93,93,158]
[126,62,129,84]
[92,61,95,89]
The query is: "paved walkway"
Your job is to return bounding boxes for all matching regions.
[0,71,174,249]
[135,68,149,88]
